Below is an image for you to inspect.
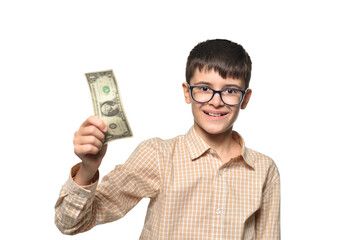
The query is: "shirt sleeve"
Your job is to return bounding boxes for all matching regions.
[255,162,281,240]
[54,139,161,235]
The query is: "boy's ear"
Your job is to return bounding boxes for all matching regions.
[182,82,192,104]
[241,89,252,109]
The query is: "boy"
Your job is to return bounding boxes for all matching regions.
[55,39,280,239]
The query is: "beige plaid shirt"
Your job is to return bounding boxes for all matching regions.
[55,126,280,239]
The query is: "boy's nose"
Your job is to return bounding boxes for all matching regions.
[209,92,224,107]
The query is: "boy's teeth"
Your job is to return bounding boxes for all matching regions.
[208,112,221,117]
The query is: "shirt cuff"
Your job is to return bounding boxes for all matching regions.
[66,163,99,198]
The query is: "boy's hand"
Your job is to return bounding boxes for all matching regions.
[73,116,108,185]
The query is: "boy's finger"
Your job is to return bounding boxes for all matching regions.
[78,126,106,142]
[82,116,108,132]
[74,144,101,156]
[76,135,103,150]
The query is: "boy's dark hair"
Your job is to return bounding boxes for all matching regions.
[186,39,252,89]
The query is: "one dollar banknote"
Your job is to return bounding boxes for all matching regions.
[85,70,132,144]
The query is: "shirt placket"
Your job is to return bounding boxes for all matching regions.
[209,149,228,240]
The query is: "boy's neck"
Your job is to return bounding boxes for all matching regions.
[194,124,242,163]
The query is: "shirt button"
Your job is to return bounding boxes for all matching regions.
[216,208,222,215]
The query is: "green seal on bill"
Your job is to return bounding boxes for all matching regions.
[103,86,110,94]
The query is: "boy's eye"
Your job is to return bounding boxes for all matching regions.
[224,89,236,94]
[199,86,209,92]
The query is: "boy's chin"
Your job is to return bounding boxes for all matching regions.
[196,123,233,136]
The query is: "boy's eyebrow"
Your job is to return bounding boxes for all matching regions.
[192,81,212,86]
[223,84,243,89]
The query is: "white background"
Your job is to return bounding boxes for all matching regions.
[1,0,359,239]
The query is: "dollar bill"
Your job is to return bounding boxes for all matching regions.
[85,69,132,144]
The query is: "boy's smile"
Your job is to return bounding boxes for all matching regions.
[203,109,229,118]
[183,68,252,138]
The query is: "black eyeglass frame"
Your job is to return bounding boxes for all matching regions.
[187,83,248,106]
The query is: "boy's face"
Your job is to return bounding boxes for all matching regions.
[182,68,251,137]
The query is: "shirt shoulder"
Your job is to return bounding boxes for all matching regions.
[245,148,277,168]
[139,133,187,155]
[245,147,280,190]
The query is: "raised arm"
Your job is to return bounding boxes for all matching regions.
[73,116,108,185]
[55,121,160,235]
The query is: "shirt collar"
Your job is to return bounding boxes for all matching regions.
[231,131,255,169]
[185,126,211,161]
[185,126,255,169]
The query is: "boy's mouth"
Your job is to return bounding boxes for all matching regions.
[203,110,228,117]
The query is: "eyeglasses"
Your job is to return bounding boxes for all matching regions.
[188,84,247,106]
